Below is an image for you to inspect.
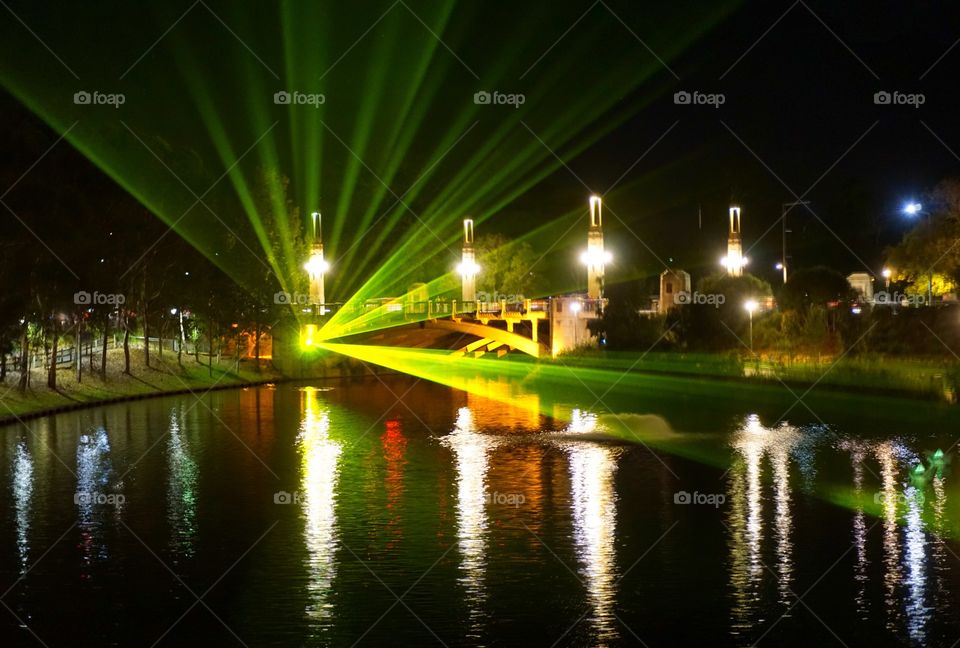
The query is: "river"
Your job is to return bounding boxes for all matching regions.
[1,372,959,646]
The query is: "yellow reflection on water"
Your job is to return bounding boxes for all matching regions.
[461,376,542,430]
[876,441,903,633]
[298,387,342,622]
[566,411,619,646]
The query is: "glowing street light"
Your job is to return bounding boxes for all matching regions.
[744,299,758,353]
[882,267,892,289]
[900,203,932,304]
[304,250,330,276]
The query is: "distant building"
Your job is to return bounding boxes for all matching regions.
[846,272,874,302]
[659,269,691,314]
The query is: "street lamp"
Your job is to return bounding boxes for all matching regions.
[901,203,932,305]
[882,267,892,289]
[744,299,758,353]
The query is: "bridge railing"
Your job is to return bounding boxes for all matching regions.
[313,296,603,322]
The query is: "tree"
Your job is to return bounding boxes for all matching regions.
[887,177,960,293]
[474,233,538,299]
[668,272,773,351]
[588,281,667,351]
[778,266,857,312]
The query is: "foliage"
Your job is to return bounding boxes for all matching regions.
[777,266,857,311]
[667,272,773,351]
[587,282,669,351]
[475,233,538,298]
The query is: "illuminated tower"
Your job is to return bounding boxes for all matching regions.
[582,195,610,299]
[458,219,479,303]
[724,205,746,277]
[304,211,330,311]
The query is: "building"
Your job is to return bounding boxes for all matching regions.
[659,269,691,314]
[846,272,874,302]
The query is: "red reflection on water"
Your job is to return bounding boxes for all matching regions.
[382,419,407,550]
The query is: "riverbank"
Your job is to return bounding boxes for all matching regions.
[0,348,284,425]
[546,349,960,402]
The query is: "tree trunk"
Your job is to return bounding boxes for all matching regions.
[47,325,58,389]
[18,330,28,392]
[143,306,150,368]
[178,310,185,368]
[101,324,109,379]
[254,321,261,373]
[76,320,82,384]
[208,318,214,378]
[122,313,131,375]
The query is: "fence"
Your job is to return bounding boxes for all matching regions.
[4,335,192,373]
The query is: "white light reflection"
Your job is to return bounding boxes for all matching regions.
[442,407,495,635]
[76,427,119,572]
[12,439,33,575]
[903,485,928,644]
[565,411,619,645]
[728,414,798,629]
[167,406,198,558]
[298,387,342,623]
[839,439,870,618]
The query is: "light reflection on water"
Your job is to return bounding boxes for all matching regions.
[726,414,958,645]
[167,406,198,558]
[4,381,960,645]
[565,414,620,646]
[298,386,342,624]
[443,407,493,637]
[75,427,120,573]
[12,438,32,575]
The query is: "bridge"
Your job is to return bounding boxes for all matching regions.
[301,195,612,359]
[308,297,605,358]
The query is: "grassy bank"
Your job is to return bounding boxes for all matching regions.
[548,349,960,401]
[0,347,282,422]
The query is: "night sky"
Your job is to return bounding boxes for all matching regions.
[1,0,958,297]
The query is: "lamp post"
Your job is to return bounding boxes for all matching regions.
[744,299,758,353]
[781,201,810,283]
[882,267,892,290]
[903,202,932,305]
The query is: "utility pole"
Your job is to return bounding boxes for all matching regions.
[781,201,810,283]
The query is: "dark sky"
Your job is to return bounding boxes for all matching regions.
[1,0,958,295]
